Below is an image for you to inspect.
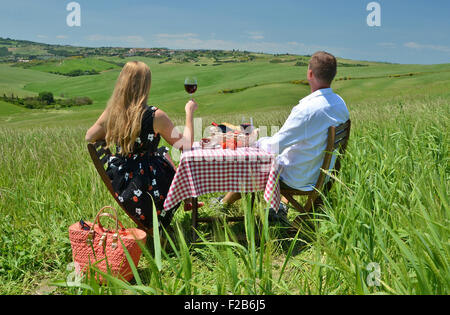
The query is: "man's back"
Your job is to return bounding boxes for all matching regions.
[258,88,349,191]
[221,51,349,209]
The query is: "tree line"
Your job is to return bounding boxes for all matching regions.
[1,92,93,109]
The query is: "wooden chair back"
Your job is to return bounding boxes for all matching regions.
[281,120,351,215]
[87,141,150,233]
[317,119,351,192]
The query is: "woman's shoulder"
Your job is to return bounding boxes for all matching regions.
[142,105,158,121]
[142,105,167,131]
[151,107,172,135]
[143,105,157,115]
[152,107,171,124]
[150,106,172,123]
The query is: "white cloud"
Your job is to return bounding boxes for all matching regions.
[81,32,339,55]
[154,36,237,51]
[153,33,337,55]
[37,34,48,39]
[404,42,450,53]
[86,34,146,45]
[156,33,199,39]
[378,42,396,48]
[246,31,264,40]
[56,35,68,39]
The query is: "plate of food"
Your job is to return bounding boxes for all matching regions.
[200,138,218,149]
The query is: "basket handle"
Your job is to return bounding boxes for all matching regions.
[91,206,126,232]
[97,213,126,232]
[86,206,126,250]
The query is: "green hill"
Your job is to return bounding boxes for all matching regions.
[1,52,449,127]
[1,37,449,127]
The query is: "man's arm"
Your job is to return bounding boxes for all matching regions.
[258,106,311,155]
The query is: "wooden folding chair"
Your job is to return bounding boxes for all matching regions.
[281,120,351,228]
[87,140,151,234]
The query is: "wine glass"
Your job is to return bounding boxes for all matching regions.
[240,116,254,135]
[184,77,198,99]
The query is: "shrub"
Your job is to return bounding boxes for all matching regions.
[59,96,93,107]
[337,62,368,67]
[294,61,309,67]
[49,69,100,77]
[38,92,54,105]
[0,47,11,57]
[291,80,310,86]
[23,98,42,109]
[1,92,93,109]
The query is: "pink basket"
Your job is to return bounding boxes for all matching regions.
[69,206,147,282]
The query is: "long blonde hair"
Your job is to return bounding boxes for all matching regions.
[105,61,151,155]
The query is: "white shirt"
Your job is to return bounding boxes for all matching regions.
[257,88,349,191]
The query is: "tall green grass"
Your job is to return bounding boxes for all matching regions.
[0,97,448,294]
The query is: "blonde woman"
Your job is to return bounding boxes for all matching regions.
[85,61,199,229]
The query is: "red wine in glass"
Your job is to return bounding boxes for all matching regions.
[240,117,254,135]
[184,84,197,94]
[184,77,197,99]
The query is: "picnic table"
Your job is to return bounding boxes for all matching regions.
[163,144,282,216]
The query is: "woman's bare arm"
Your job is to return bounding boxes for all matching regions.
[85,108,109,142]
[153,100,198,151]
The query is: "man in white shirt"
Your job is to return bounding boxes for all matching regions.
[220,51,349,219]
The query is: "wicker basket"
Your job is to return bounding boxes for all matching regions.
[69,206,146,282]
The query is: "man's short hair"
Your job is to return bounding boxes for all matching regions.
[308,51,337,85]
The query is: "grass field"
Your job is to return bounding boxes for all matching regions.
[0,52,448,295]
[24,57,118,75]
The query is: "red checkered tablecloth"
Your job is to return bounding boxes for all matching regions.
[164,146,282,211]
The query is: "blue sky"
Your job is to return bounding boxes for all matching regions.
[1,0,449,64]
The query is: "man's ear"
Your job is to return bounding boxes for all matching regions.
[307,68,313,81]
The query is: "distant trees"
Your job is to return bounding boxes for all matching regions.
[14,59,102,77]
[294,60,309,66]
[1,92,93,109]
[337,62,368,67]
[0,47,11,57]
[291,80,310,86]
[59,96,93,107]
[1,36,264,67]
[49,69,100,77]
[38,92,54,105]
[47,49,77,57]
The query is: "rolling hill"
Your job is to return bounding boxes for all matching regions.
[1,38,449,128]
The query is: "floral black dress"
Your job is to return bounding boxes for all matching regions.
[106,106,179,229]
